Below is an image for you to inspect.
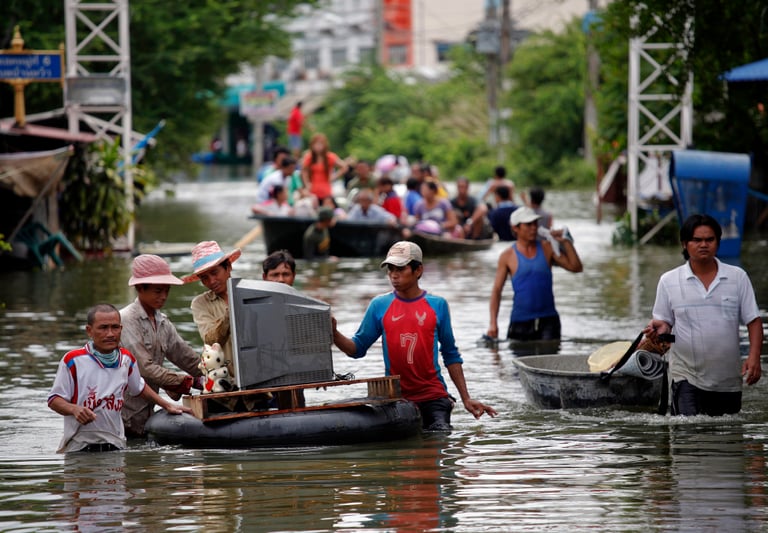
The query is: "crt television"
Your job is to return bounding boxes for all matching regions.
[228,278,335,389]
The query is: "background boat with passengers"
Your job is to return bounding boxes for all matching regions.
[1,1,768,531]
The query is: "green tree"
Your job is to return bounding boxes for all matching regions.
[312,47,497,182]
[0,0,315,174]
[592,0,768,164]
[502,20,589,187]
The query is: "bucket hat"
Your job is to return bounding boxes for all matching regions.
[182,241,241,283]
[128,254,183,286]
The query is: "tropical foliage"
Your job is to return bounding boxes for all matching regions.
[503,21,590,187]
[1,0,313,250]
[592,0,768,165]
[311,21,595,188]
[0,0,316,174]
[60,138,156,251]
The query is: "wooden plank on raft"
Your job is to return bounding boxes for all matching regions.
[181,376,404,422]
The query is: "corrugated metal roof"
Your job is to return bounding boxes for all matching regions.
[722,58,768,82]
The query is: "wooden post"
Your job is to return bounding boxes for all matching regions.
[10,26,26,127]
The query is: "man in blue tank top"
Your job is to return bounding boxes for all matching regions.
[487,207,583,341]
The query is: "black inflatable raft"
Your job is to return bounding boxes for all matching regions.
[146,399,422,448]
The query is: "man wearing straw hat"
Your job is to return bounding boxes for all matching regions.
[120,254,205,437]
[183,241,242,383]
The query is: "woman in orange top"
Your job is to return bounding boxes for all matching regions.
[301,133,347,201]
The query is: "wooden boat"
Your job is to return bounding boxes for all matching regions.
[511,354,663,410]
[145,376,423,448]
[135,241,196,257]
[251,214,402,259]
[406,231,495,255]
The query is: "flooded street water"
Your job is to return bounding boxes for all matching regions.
[1,170,767,531]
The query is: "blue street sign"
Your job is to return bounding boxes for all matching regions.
[0,53,63,81]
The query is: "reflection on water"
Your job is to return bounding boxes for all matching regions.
[0,179,766,531]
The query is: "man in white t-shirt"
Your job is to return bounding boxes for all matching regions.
[644,214,763,416]
[48,303,190,452]
[255,156,297,204]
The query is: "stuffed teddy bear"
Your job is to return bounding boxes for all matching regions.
[198,343,235,394]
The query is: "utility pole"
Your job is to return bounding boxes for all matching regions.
[478,1,500,148]
[498,0,511,159]
[500,0,511,66]
[584,0,599,166]
[251,65,264,176]
[375,0,385,65]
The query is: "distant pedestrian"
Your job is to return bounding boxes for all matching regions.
[479,165,515,207]
[487,185,519,241]
[287,101,305,158]
[522,186,553,229]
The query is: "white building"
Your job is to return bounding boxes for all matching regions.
[228,0,606,118]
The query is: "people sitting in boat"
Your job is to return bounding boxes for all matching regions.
[346,189,398,225]
[262,249,296,286]
[403,176,422,223]
[420,164,449,199]
[182,241,242,386]
[487,207,583,342]
[332,240,497,430]
[119,254,204,438]
[251,185,294,217]
[412,180,462,238]
[376,175,404,222]
[373,154,410,183]
[345,159,376,204]
[303,207,336,260]
[488,185,519,241]
[451,176,493,240]
[300,133,348,204]
[256,146,290,183]
[479,165,516,208]
[321,195,347,220]
[255,156,297,204]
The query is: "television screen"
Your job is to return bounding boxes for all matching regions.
[228,278,335,389]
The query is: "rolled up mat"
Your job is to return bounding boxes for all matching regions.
[617,350,666,380]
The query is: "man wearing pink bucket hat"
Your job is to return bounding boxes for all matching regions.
[120,254,205,437]
[183,241,242,383]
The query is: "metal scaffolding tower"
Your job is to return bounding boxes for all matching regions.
[64,0,135,250]
[627,6,693,237]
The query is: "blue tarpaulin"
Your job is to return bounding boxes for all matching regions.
[722,58,768,82]
[670,150,751,257]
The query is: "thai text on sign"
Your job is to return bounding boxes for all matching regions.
[0,53,63,81]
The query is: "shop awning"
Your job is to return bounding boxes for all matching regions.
[722,58,768,82]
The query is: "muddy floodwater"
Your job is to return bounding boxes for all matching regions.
[1,172,766,532]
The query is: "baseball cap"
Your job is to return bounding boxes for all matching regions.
[509,206,541,227]
[380,241,423,268]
